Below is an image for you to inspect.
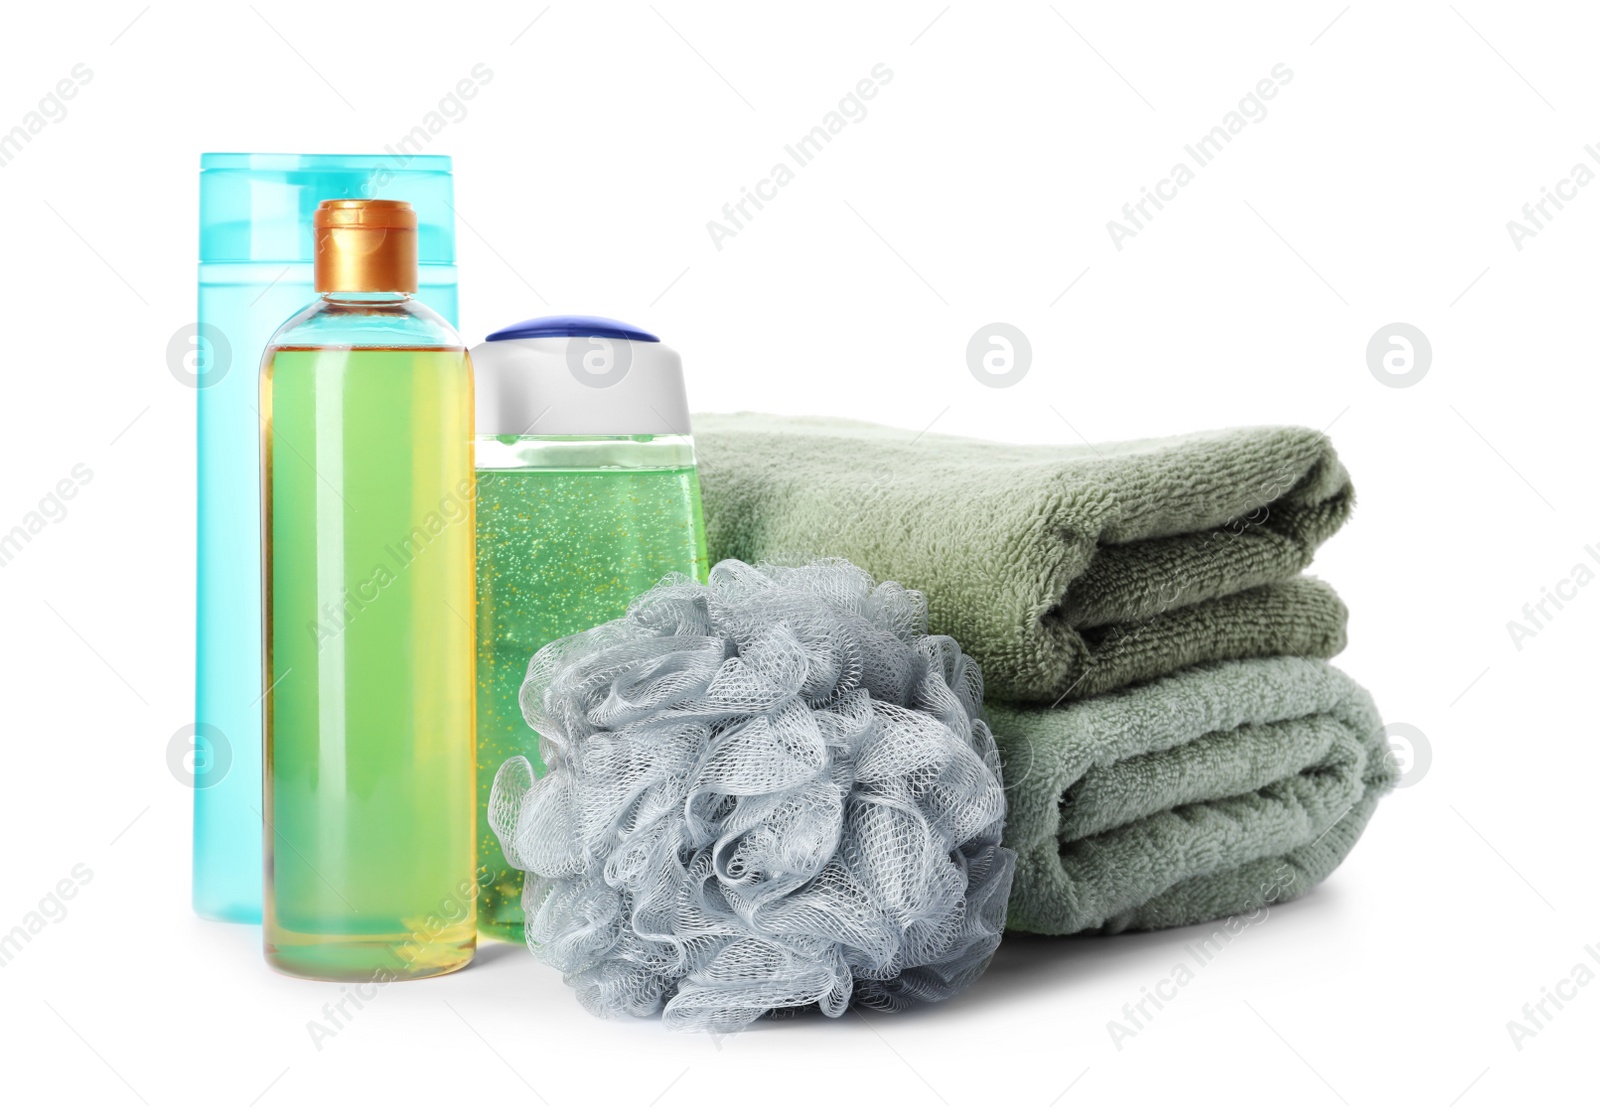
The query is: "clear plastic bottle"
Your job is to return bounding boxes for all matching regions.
[471,318,709,942]
[261,200,476,980]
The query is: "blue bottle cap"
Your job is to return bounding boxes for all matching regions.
[486,315,660,343]
[199,153,455,265]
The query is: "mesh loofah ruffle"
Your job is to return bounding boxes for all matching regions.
[489,559,1016,1032]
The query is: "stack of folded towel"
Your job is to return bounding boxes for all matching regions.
[693,414,1395,935]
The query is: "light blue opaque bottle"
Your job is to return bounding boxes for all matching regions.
[195,154,458,922]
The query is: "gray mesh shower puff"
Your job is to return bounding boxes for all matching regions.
[490,559,1017,1033]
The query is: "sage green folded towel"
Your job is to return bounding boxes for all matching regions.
[692,415,1389,933]
[988,657,1395,935]
[694,414,1353,702]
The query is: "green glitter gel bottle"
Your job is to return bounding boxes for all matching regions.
[469,316,708,942]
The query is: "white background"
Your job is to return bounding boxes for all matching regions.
[1,1,1595,1108]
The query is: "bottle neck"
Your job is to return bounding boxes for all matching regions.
[270,284,461,350]
[321,290,412,305]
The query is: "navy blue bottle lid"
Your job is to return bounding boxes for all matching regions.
[485,315,659,343]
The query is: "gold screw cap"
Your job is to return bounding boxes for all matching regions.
[313,199,418,293]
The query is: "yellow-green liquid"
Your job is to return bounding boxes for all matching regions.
[262,346,477,980]
[475,455,708,941]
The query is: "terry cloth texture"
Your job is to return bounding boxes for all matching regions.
[693,414,1354,703]
[987,657,1395,935]
[693,414,1391,933]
